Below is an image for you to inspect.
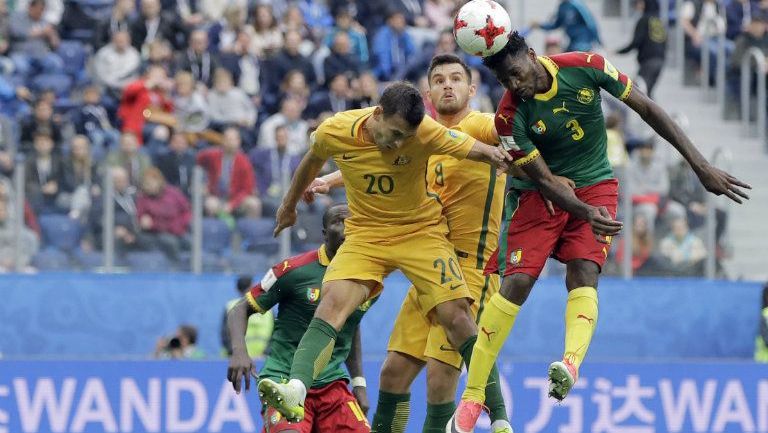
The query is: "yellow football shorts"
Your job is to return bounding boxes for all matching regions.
[387,264,501,368]
[323,225,472,314]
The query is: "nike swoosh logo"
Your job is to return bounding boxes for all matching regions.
[342,154,354,160]
[449,283,462,290]
[439,345,456,352]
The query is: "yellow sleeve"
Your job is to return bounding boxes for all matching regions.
[417,115,474,159]
[470,113,499,146]
[309,121,332,160]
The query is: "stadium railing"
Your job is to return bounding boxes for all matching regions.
[740,47,767,145]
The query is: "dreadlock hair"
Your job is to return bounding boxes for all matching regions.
[482,31,529,70]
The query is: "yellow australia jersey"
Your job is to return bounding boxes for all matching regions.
[310,107,475,241]
[427,111,506,269]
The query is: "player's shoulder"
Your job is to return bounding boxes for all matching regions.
[318,107,375,138]
[264,249,320,284]
[548,52,610,71]
[496,90,523,127]
[462,111,495,126]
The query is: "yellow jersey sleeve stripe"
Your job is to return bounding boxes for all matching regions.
[620,78,633,101]
[245,292,264,313]
[512,148,541,167]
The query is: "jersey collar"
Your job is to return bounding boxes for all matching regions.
[534,56,559,101]
[317,244,331,266]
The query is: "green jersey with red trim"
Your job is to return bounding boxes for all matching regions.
[245,245,376,388]
[496,52,633,189]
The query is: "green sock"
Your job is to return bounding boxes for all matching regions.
[458,335,509,422]
[371,391,410,433]
[423,401,456,433]
[289,318,337,389]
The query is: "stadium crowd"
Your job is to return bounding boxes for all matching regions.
[0,0,756,276]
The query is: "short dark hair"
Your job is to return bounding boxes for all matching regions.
[379,82,425,128]
[482,31,529,70]
[322,203,348,229]
[178,325,198,345]
[428,53,472,84]
[236,275,252,294]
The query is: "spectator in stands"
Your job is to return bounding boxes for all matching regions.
[755,283,768,363]
[250,124,302,216]
[307,73,354,119]
[136,167,190,263]
[0,115,12,177]
[118,65,174,143]
[323,5,369,65]
[221,275,274,358]
[62,135,99,222]
[172,71,209,134]
[680,0,725,80]
[92,30,142,99]
[658,217,707,275]
[371,10,415,81]
[258,97,309,156]
[106,132,152,187]
[15,0,64,25]
[155,132,196,197]
[281,5,313,40]
[615,212,656,275]
[424,0,453,29]
[250,4,283,58]
[94,0,135,49]
[0,199,38,272]
[728,13,768,98]
[469,68,495,113]
[155,324,205,359]
[175,29,218,88]
[8,0,63,78]
[272,70,310,114]
[197,127,261,219]
[725,0,753,42]
[74,86,121,158]
[628,138,668,233]
[25,132,67,215]
[605,113,629,169]
[266,29,317,93]
[298,0,333,39]
[0,0,11,74]
[207,67,257,130]
[208,4,246,54]
[544,35,564,56]
[617,0,668,98]
[0,75,32,119]
[531,0,602,52]
[173,0,205,29]
[94,166,148,255]
[145,39,174,71]
[218,29,261,97]
[20,99,62,155]
[400,30,464,82]
[667,158,727,240]
[129,0,186,53]
[351,71,380,108]
[324,32,362,83]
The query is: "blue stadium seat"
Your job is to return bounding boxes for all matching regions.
[179,251,228,272]
[202,218,232,255]
[31,248,72,271]
[57,41,89,84]
[125,251,172,273]
[73,249,103,271]
[31,73,73,97]
[237,218,279,254]
[38,215,82,252]
[229,252,271,275]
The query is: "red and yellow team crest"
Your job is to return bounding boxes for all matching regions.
[307,288,321,302]
[509,248,523,266]
[531,120,546,135]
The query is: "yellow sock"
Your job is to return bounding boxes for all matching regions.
[563,287,599,371]
[462,293,520,403]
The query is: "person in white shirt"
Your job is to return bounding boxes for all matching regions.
[92,30,141,96]
[207,67,256,128]
[257,97,308,156]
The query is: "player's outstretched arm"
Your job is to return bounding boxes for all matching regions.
[624,88,752,203]
[274,151,327,236]
[521,156,623,239]
[226,299,258,394]
[466,140,513,173]
[344,326,369,415]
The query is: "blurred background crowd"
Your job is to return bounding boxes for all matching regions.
[0,0,763,277]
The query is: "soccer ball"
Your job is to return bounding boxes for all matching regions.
[453,0,512,57]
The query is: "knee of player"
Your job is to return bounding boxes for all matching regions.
[435,299,473,329]
[426,364,459,401]
[499,274,536,305]
[566,259,600,289]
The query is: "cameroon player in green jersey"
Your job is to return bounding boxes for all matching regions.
[449,31,752,433]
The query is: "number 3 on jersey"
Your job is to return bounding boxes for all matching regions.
[566,119,585,141]
[363,174,394,194]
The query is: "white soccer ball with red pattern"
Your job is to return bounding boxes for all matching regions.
[453,0,512,57]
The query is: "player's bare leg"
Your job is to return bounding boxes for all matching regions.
[450,275,531,432]
[372,351,424,433]
[259,279,371,422]
[549,259,600,401]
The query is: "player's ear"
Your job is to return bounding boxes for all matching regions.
[468,84,477,98]
[373,106,383,118]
